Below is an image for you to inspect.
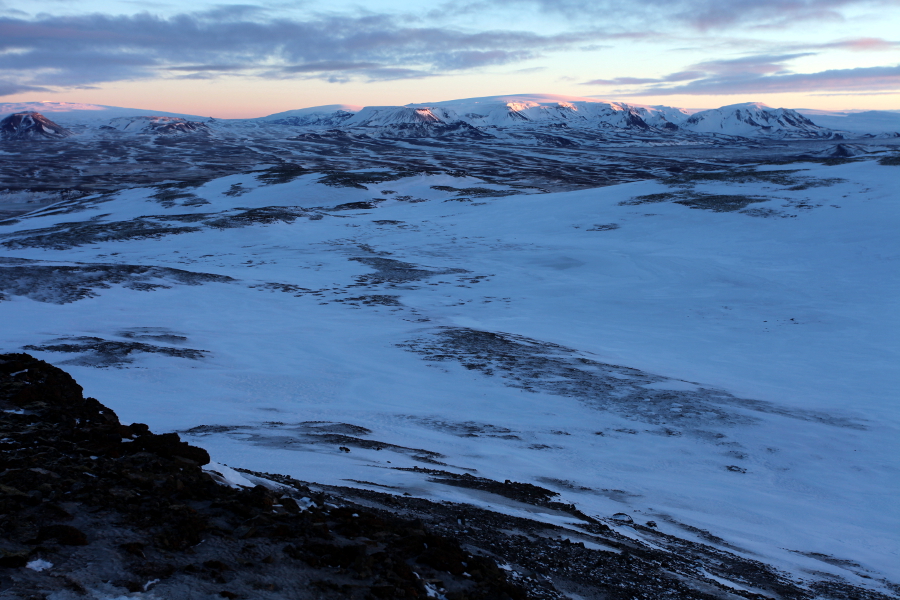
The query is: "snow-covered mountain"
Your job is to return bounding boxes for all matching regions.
[0,101,205,125]
[7,95,884,141]
[247,95,717,140]
[407,94,689,131]
[103,115,212,135]
[337,106,490,138]
[0,111,71,140]
[796,109,900,136]
[259,104,362,127]
[682,102,834,138]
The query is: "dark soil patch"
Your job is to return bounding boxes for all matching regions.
[622,191,769,213]
[0,260,234,304]
[318,171,414,190]
[149,188,206,208]
[336,295,403,307]
[23,336,208,367]
[399,327,864,431]
[204,206,317,228]
[0,217,203,250]
[619,192,678,206]
[183,421,446,465]
[674,194,768,212]
[430,185,521,198]
[223,183,250,197]
[664,169,801,186]
[329,201,382,211]
[117,327,189,345]
[255,163,308,186]
[351,257,468,284]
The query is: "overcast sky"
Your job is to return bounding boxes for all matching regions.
[1,0,899,117]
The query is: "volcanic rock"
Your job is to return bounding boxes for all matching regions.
[0,112,71,140]
[0,353,527,599]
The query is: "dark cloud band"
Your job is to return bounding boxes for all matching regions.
[0,10,603,95]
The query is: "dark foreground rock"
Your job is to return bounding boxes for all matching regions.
[1,353,896,600]
[0,354,526,599]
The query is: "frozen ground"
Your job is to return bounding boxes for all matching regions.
[0,156,898,594]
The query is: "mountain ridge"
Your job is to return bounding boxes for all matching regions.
[3,94,894,138]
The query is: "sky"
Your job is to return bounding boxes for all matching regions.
[1,0,899,118]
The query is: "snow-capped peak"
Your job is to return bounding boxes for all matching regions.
[404,94,689,130]
[0,101,205,125]
[0,111,71,140]
[262,104,363,120]
[345,106,460,126]
[105,116,211,135]
[683,103,829,137]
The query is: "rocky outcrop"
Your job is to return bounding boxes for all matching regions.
[0,354,526,599]
[104,116,212,134]
[0,112,71,140]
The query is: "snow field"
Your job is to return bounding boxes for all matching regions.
[0,159,897,588]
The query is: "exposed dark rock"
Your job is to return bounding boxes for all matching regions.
[351,257,468,284]
[0,353,529,599]
[399,327,865,430]
[23,336,208,367]
[674,194,768,212]
[36,525,88,546]
[107,116,212,135]
[0,112,71,140]
[0,259,235,304]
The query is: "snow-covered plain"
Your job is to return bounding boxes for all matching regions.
[0,157,898,592]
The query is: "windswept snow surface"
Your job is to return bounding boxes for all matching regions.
[0,160,898,591]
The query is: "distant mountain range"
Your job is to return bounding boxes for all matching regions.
[2,94,898,142]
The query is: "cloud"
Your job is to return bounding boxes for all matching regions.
[281,61,381,74]
[582,67,712,86]
[689,53,815,76]
[276,63,432,82]
[583,77,659,85]
[491,0,900,31]
[582,51,900,95]
[0,10,605,93]
[435,49,540,70]
[165,64,249,72]
[813,37,900,51]
[811,90,900,95]
[636,63,900,95]
[0,79,51,97]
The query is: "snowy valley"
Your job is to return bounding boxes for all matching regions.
[1,94,898,599]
